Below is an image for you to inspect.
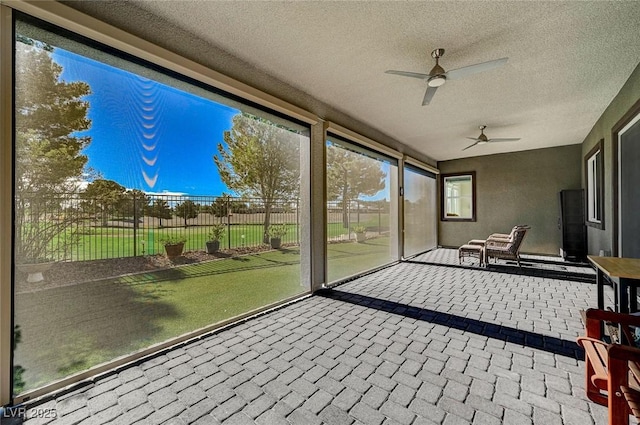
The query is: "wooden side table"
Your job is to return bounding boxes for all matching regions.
[587,256,640,314]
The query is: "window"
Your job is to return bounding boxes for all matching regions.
[404,165,437,256]
[441,172,476,221]
[12,14,310,396]
[585,140,604,229]
[326,134,399,283]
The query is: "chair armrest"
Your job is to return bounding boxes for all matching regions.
[486,239,510,250]
[577,336,610,349]
[488,233,511,240]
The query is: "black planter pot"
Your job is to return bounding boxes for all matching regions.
[206,240,220,254]
[270,237,281,249]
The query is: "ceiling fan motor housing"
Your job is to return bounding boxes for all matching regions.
[477,125,488,142]
[428,48,446,87]
[431,48,445,59]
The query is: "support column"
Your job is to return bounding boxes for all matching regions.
[309,122,327,292]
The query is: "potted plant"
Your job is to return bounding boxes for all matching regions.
[268,224,287,249]
[206,224,226,254]
[352,225,367,243]
[16,257,55,283]
[161,236,186,259]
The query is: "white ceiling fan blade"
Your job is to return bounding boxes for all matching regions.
[385,70,430,80]
[444,57,508,80]
[487,138,521,142]
[422,86,438,105]
[462,141,480,151]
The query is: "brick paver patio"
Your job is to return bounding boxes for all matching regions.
[20,255,610,424]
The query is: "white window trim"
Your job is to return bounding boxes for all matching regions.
[584,139,604,230]
[442,173,475,221]
[587,150,601,223]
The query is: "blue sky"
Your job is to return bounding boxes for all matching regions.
[51,45,390,200]
[53,48,237,196]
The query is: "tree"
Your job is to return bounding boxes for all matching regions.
[81,179,126,226]
[174,200,198,227]
[214,113,300,242]
[120,189,150,229]
[208,194,231,220]
[14,38,92,261]
[149,199,172,228]
[326,142,386,228]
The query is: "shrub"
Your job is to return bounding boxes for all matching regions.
[352,225,366,234]
[160,236,187,246]
[268,224,288,238]
[208,224,226,241]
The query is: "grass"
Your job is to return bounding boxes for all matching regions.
[327,236,394,283]
[63,218,389,261]
[38,211,391,262]
[14,236,392,392]
[67,223,302,261]
[15,249,303,391]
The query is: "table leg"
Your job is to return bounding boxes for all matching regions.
[617,278,629,314]
[623,278,638,313]
[596,269,605,310]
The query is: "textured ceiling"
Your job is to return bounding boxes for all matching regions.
[118,1,640,160]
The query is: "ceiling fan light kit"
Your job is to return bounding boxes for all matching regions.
[427,75,446,87]
[385,48,508,105]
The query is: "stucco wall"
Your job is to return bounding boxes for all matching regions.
[438,145,582,255]
[580,63,640,256]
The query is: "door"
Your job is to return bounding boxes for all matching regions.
[619,111,640,258]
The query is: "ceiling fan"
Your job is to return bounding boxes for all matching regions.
[463,125,520,150]
[385,48,508,105]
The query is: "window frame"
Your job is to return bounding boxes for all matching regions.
[325,132,400,284]
[440,171,476,222]
[6,6,315,404]
[584,139,604,229]
[403,164,437,257]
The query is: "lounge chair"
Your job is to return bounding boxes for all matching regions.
[484,225,530,267]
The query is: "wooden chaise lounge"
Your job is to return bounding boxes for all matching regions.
[577,309,640,425]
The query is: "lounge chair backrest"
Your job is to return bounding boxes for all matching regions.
[507,225,529,241]
[506,227,528,253]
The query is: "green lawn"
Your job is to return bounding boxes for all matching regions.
[67,223,301,261]
[14,236,393,393]
[327,237,394,283]
[15,249,303,391]
[45,215,390,262]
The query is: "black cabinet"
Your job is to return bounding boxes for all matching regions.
[559,189,587,261]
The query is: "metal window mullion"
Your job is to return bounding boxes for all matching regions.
[0,3,14,406]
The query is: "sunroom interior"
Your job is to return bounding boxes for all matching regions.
[1,0,640,418]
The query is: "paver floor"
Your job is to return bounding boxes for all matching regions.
[20,258,611,425]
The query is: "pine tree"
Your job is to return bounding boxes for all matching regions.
[14,38,92,261]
